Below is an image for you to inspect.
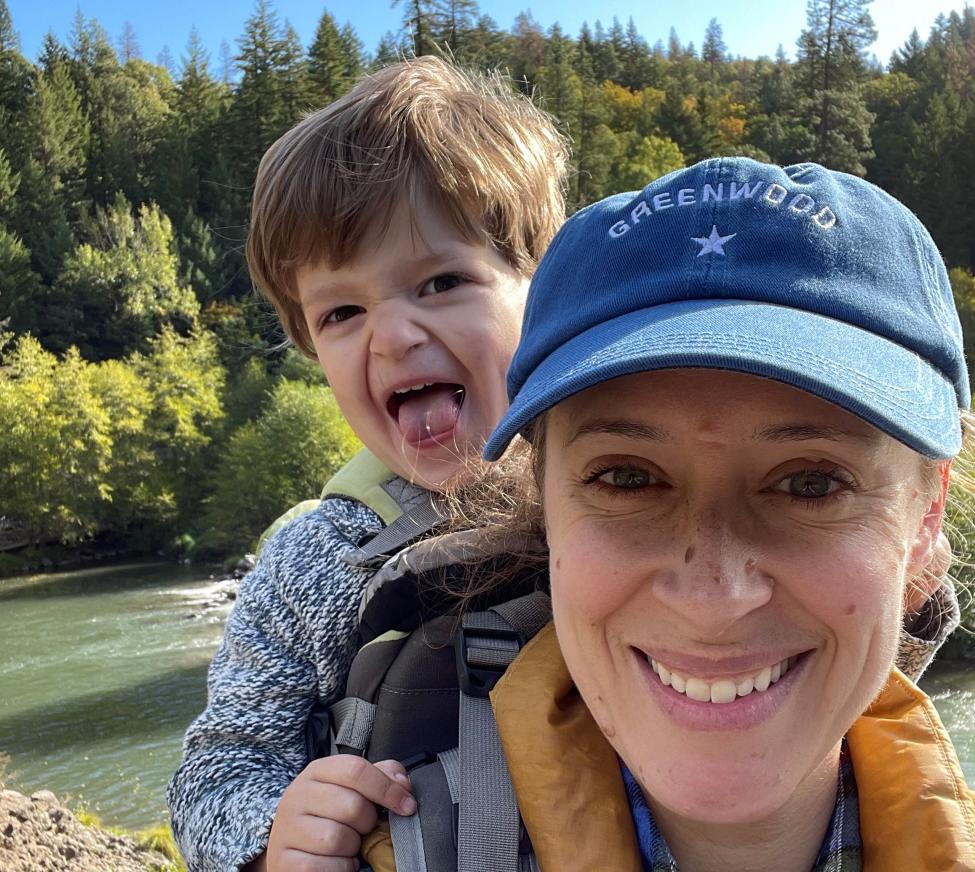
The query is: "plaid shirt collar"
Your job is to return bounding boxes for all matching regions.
[621,741,862,872]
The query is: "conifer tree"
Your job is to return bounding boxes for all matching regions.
[794,0,876,173]
[117,22,141,62]
[308,11,347,103]
[702,18,727,81]
[394,0,438,56]
[338,24,365,84]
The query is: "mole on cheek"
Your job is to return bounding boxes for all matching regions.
[843,603,857,616]
[684,546,695,564]
[555,557,562,570]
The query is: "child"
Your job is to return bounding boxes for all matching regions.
[166,55,567,872]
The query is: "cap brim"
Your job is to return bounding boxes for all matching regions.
[483,299,961,461]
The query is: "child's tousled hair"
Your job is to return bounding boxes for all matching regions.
[247,55,569,357]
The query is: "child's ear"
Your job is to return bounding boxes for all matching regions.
[904,461,951,613]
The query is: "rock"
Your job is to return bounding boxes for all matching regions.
[0,786,171,871]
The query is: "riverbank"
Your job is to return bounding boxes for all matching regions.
[0,784,176,871]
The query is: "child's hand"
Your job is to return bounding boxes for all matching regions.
[265,755,415,872]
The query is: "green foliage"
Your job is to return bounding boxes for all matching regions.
[0,327,225,547]
[0,336,113,545]
[200,380,360,554]
[613,133,685,191]
[47,195,199,358]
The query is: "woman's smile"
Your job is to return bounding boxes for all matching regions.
[544,367,942,824]
[634,646,813,731]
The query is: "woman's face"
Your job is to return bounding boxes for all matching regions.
[543,369,946,824]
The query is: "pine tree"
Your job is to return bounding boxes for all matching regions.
[308,11,347,104]
[338,24,365,85]
[232,0,293,174]
[0,0,17,54]
[280,21,311,120]
[508,12,546,90]
[702,18,727,81]
[794,0,876,173]
[394,0,438,56]
[435,0,478,53]
[117,22,140,62]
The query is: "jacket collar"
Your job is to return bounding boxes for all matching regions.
[491,623,975,872]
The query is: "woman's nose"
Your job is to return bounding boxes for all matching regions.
[368,302,428,359]
[650,512,774,635]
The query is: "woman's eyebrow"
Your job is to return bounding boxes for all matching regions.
[752,424,877,443]
[563,418,670,447]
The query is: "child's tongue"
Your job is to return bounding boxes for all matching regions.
[395,384,463,444]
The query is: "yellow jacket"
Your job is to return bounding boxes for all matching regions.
[364,623,975,871]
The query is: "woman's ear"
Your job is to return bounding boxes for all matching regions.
[904,461,951,613]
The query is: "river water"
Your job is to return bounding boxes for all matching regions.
[0,562,973,831]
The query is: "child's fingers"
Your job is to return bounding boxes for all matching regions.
[373,759,411,789]
[299,782,380,835]
[277,846,358,872]
[291,813,363,858]
[305,756,416,816]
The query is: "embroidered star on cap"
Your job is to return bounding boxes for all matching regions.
[692,225,736,256]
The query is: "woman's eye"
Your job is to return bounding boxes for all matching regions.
[595,466,656,490]
[774,470,844,499]
[323,305,363,324]
[420,273,465,295]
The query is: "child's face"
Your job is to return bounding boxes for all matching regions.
[296,194,528,489]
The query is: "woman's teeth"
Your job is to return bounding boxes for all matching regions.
[649,656,796,703]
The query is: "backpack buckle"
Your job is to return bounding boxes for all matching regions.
[455,624,522,698]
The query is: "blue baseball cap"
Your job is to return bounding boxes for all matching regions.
[484,158,969,461]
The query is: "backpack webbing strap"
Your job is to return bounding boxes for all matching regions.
[344,483,442,567]
[438,747,460,803]
[389,806,428,872]
[457,609,525,872]
[329,697,377,754]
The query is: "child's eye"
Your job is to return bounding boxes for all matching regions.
[323,305,364,324]
[420,273,466,296]
[771,469,853,500]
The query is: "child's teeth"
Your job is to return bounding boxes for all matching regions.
[394,382,434,394]
[648,655,796,704]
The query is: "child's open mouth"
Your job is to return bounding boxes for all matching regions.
[387,382,466,444]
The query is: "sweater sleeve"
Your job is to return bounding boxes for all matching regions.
[166,499,383,872]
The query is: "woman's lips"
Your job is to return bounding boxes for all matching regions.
[633,647,813,732]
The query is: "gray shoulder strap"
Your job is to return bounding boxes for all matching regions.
[456,594,552,872]
[344,479,442,567]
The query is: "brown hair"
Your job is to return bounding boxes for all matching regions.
[247,55,569,357]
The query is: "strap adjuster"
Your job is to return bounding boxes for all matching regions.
[455,624,522,698]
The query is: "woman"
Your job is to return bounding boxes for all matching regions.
[474,158,974,870]
[306,158,974,871]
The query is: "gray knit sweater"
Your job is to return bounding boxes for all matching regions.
[167,496,386,872]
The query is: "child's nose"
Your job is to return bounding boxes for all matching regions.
[368,303,428,359]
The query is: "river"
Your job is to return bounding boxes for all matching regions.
[0,562,973,832]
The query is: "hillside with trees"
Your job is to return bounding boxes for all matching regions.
[2,0,975,572]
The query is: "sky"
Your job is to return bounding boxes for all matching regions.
[7,0,971,73]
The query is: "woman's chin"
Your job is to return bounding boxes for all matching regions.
[634,762,799,826]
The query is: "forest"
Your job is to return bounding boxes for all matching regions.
[2,0,975,572]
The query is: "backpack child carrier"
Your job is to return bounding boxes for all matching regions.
[327,529,550,872]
